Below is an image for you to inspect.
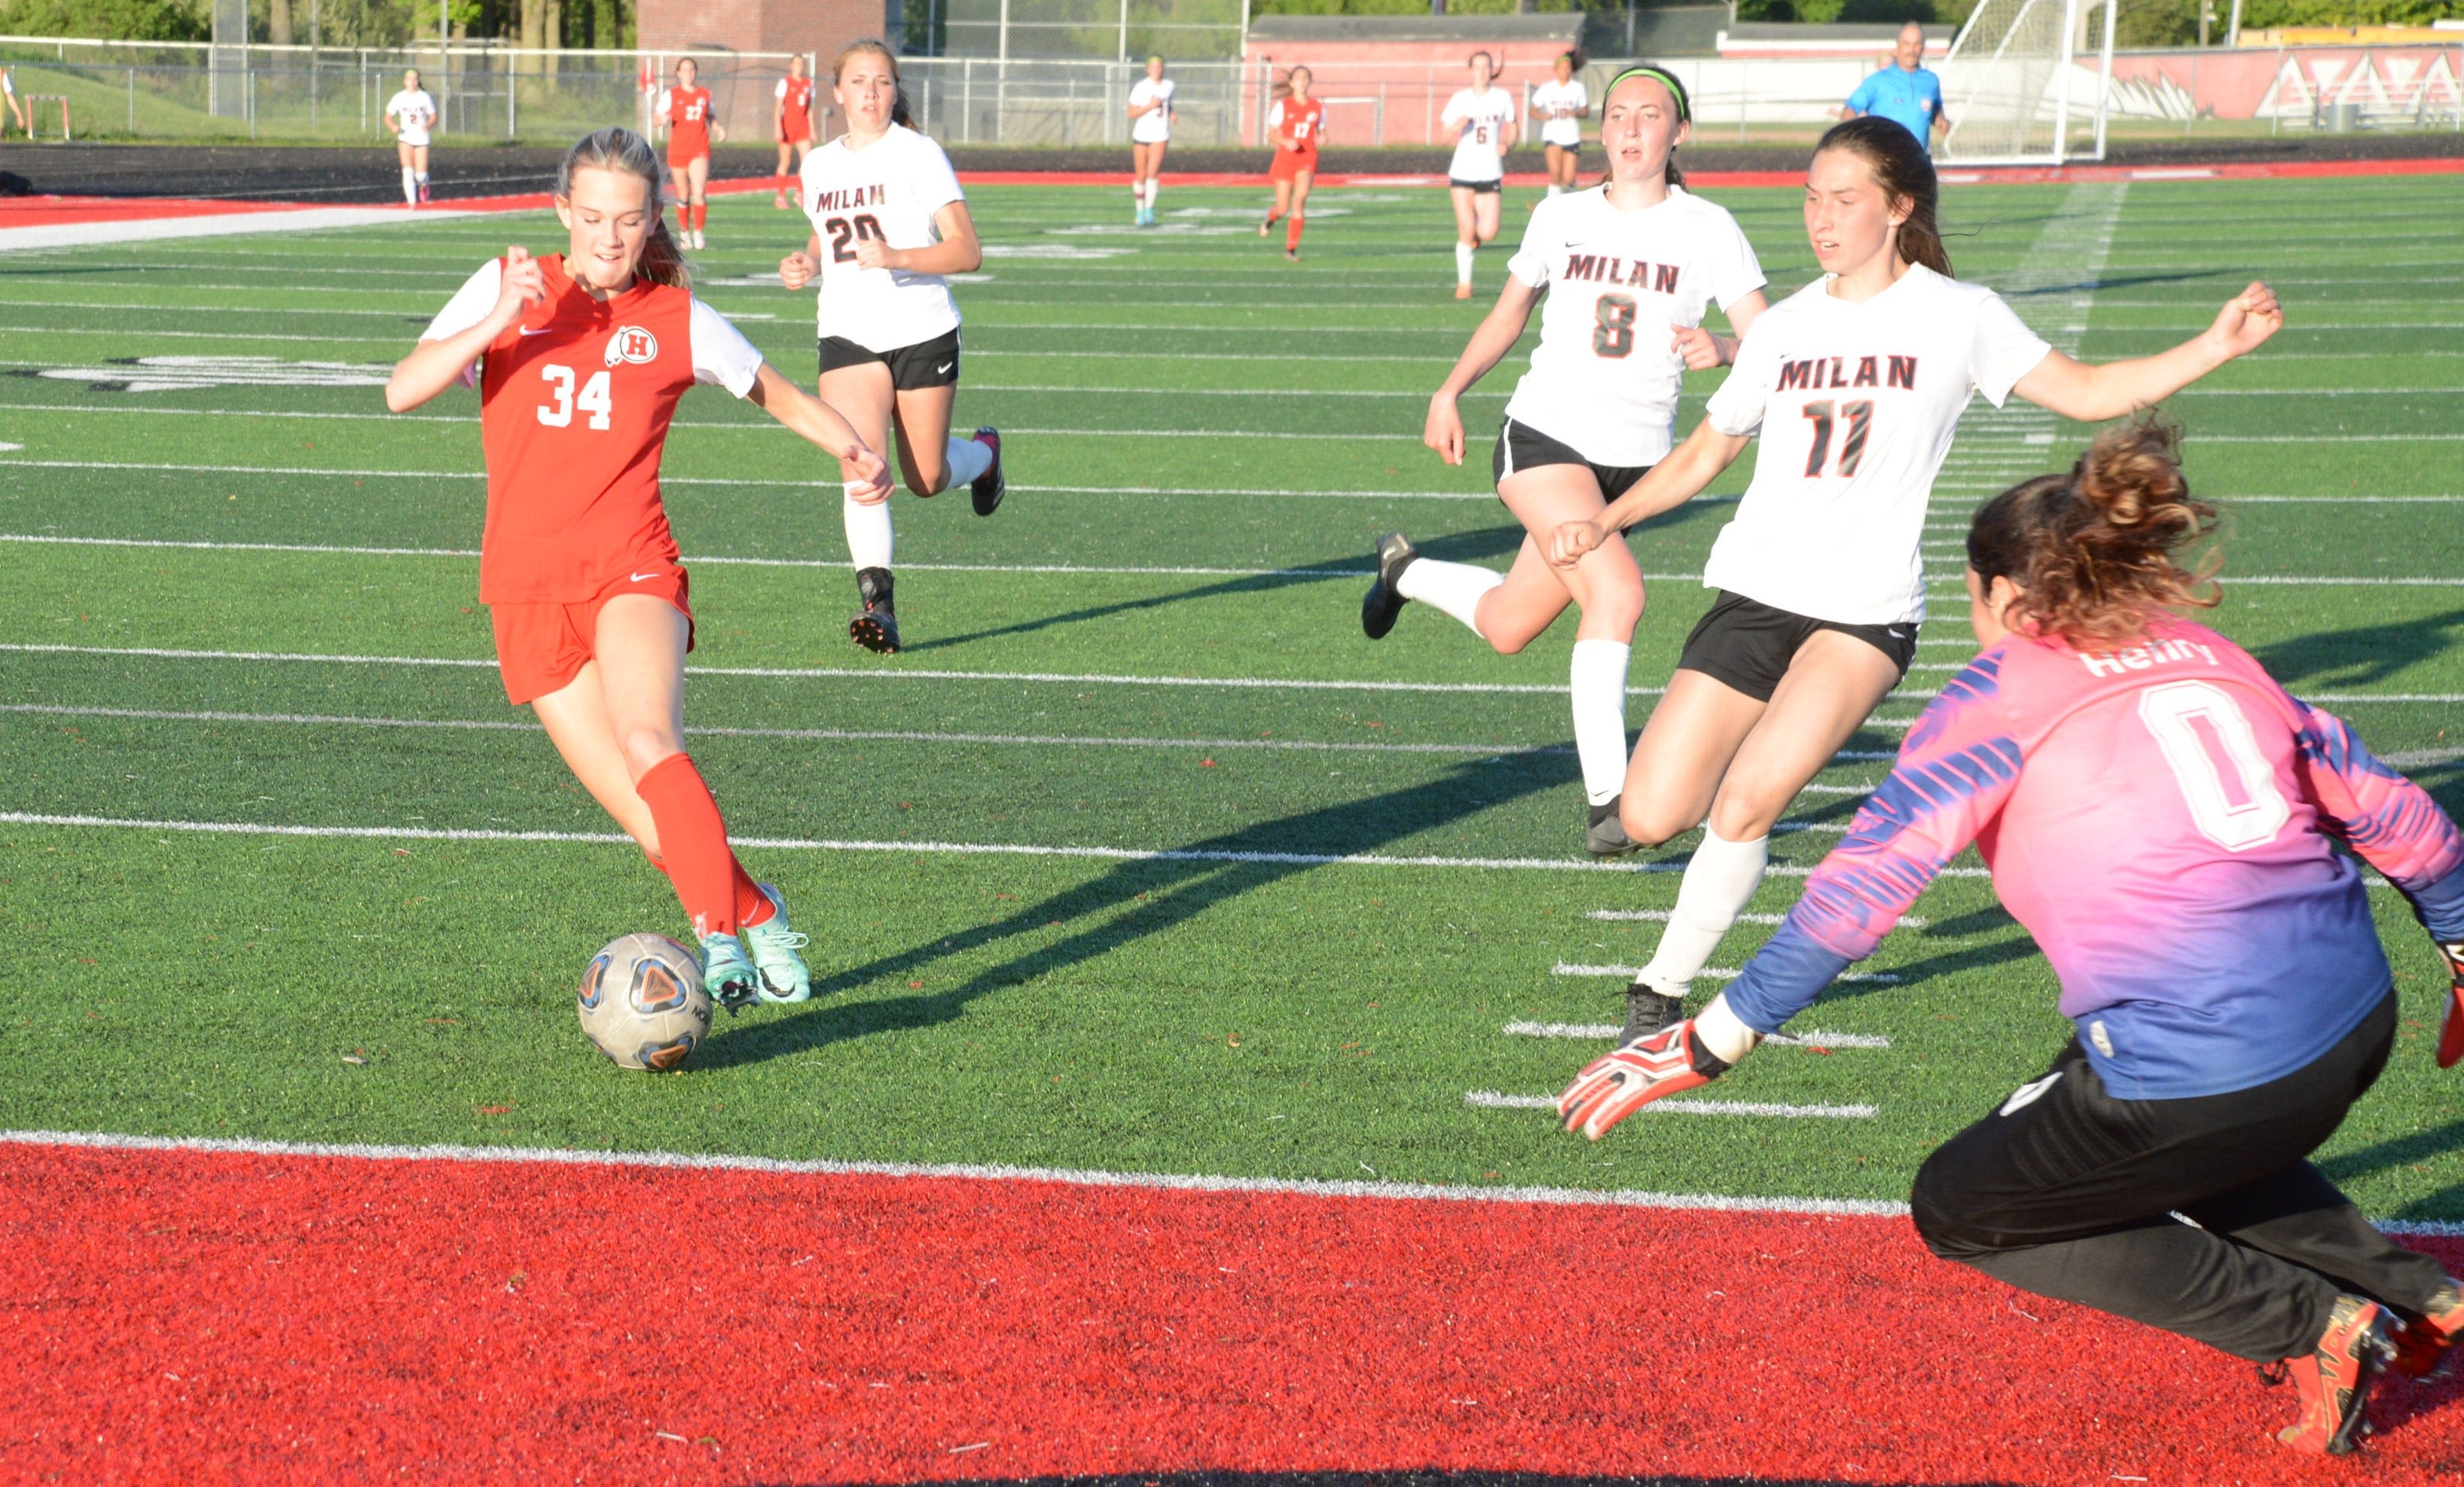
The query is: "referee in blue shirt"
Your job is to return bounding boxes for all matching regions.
[1840,22,1946,151]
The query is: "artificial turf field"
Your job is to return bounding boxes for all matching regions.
[2,173,2462,1482]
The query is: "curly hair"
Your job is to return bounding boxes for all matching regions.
[1966,423,2224,652]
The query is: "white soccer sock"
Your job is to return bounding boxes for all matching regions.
[942,435,992,491]
[1638,828,1771,994]
[1569,640,1632,807]
[1394,557,1502,637]
[843,487,893,570]
[1145,179,1161,211]
[403,167,418,206]
[1455,242,1475,285]
[1546,183,1563,197]
[415,171,429,188]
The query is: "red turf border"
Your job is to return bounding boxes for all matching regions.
[5,1137,2459,1485]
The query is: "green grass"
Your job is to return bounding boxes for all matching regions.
[2,176,2461,1221]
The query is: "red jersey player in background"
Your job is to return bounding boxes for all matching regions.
[658,57,724,249]
[1259,66,1323,261]
[773,53,816,211]
[383,127,890,1012]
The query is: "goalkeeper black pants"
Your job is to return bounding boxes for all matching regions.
[1910,989,2449,1362]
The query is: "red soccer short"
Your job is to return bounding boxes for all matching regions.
[489,564,695,707]
[668,144,710,171]
[1270,147,1318,182]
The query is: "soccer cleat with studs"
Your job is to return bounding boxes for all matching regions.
[742,884,814,1004]
[969,427,1005,517]
[698,931,764,1016]
[2267,1294,2395,1456]
[2391,1278,2464,1379]
[1587,797,1641,858]
[1360,531,1420,640]
[850,566,900,654]
[1620,982,1686,1047]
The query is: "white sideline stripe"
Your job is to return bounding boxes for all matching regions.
[1585,909,1931,930]
[1555,963,1903,985]
[1,533,2439,591]
[0,703,1563,759]
[0,533,1376,580]
[0,1128,1928,1220]
[1503,1021,1892,1049]
[1466,1092,1879,1119]
[2385,747,2464,768]
[0,811,1871,878]
[0,209,469,252]
[0,643,1709,699]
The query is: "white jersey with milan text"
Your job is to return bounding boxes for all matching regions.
[1702,265,2053,626]
[1129,77,1175,143]
[386,88,438,146]
[1531,78,1588,148]
[798,125,966,353]
[1442,87,1517,182]
[1504,185,1764,468]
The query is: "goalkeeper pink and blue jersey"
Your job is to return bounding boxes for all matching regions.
[1727,618,2464,1098]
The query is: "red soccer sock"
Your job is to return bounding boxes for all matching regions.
[644,844,774,929]
[634,753,743,938]
[1264,209,1283,227]
[1287,213,1305,252]
[692,202,710,231]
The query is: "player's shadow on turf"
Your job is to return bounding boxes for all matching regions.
[2316,1116,2464,1225]
[692,748,1583,1068]
[2254,606,2464,693]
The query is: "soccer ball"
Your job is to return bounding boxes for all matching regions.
[576,933,711,1072]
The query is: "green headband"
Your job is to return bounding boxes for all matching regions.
[1605,65,1690,124]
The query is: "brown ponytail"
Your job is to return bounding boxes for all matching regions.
[557,127,689,289]
[1966,423,2222,652]
[1812,115,1951,277]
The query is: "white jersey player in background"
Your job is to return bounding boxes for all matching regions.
[1531,50,1590,197]
[1127,56,1175,227]
[384,69,438,208]
[1543,115,2285,1045]
[1440,51,1519,298]
[1366,67,1765,859]
[1,64,29,138]
[780,40,1004,655]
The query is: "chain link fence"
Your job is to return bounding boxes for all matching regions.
[0,37,811,145]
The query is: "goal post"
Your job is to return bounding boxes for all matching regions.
[1935,0,2117,166]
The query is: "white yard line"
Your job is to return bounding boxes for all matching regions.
[0,209,470,253]
[1465,1092,1879,1119]
[1583,908,1929,929]
[1553,962,1903,984]
[0,702,1567,759]
[0,1128,1945,1220]
[1502,1021,1892,1049]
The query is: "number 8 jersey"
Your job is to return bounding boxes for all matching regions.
[1504,185,1764,469]
[797,123,966,353]
[1702,264,2051,627]
[420,253,765,603]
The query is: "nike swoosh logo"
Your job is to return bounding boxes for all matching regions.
[519,326,554,337]
[936,362,953,374]
[629,571,661,582]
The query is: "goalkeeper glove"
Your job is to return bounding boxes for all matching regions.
[1557,1020,1733,1141]
[2438,940,2464,1070]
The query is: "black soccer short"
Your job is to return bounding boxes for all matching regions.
[1675,590,1918,702]
[1448,176,1502,194]
[1492,417,1650,501]
[817,326,960,390]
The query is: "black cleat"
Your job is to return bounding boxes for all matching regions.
[850,566,900,654]
[1620,982,1686,1047]
[969,426,1005,517]
[1587,797,1642,858]
[1360,530,1419,640]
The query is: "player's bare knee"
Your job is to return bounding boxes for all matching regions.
[621,730,683,779]
[1707,793,1784,841]
[906,466,945,498]
[1618,799,1688,850]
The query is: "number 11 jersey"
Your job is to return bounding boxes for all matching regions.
[1504,185,1764,469]
[798,124,967,353]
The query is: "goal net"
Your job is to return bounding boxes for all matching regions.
[1936,0,2115,165]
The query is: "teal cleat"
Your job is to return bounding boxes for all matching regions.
[699,930,763,1016]
[743,884,814,1004]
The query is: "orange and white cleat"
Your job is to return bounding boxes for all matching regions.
[2271,1295,2395,1456]
[2392,1278,2463,1379]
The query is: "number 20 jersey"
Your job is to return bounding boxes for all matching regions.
[1503,186,1764,469]
[798,124,967,353]
[1702,265,2051,627]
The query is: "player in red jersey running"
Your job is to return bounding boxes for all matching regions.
[1258,66,1323,261]
[383,127,890,1011]
[658,57,725,249]
[773,54,817,210]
